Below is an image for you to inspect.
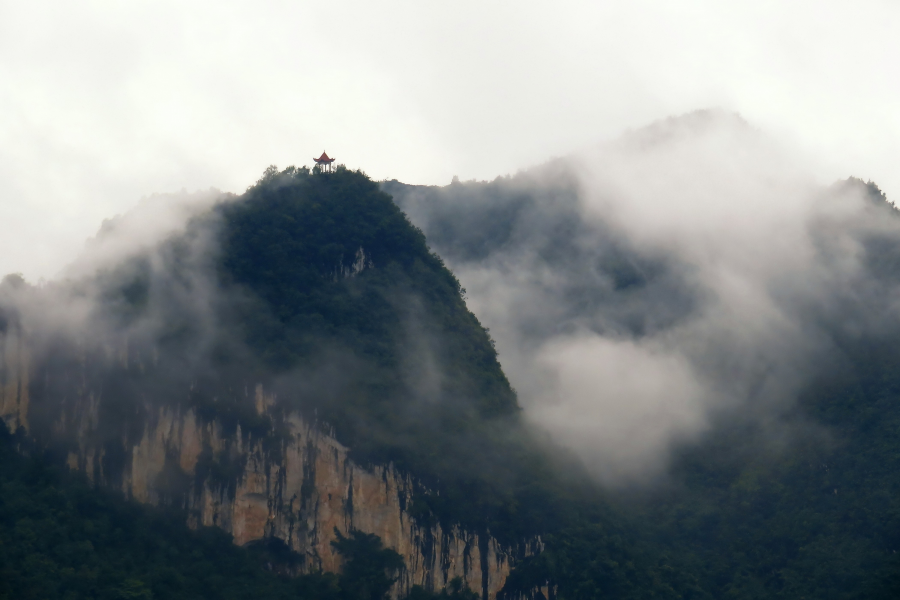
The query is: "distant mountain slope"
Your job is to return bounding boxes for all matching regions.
[384,164,900,598]
[382,164,695,344]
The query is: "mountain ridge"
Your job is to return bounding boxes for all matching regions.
[4,154,900,599]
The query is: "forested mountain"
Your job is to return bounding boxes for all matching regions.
[0,165,679,599]
[3,137,900,599]
[385,144,900,598]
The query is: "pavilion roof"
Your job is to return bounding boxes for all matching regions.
[314,152,335,163]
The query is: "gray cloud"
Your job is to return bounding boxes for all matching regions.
[4,106,899,488]
[387,110,900,485]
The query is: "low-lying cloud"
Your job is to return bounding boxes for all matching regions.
[5,110,898,488]
[388,109,900,485]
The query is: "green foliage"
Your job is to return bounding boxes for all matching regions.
[407,578,479,600]
[218,165,515,414]
[618,337,900,600]
[331,528,404,600]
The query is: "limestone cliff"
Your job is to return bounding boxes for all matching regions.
[0,323,537,599]
[0,319,28,434]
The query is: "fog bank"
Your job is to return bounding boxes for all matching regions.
[388,110,900,485]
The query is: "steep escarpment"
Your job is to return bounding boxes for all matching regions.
[0,167,559,599]
[0,328,530,597]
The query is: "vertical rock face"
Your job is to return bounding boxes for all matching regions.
[0,326,533,599]
[0,321,29,433]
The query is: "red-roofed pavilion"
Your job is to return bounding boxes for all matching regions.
[314,151,335,172]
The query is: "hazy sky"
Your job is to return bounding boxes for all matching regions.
[1,0,899,280]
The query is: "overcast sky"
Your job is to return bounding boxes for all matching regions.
[1,0,898,280]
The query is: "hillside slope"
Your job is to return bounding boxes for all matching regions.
[385,169,900,599]
[9,157,899,599]
[0,166,680,599]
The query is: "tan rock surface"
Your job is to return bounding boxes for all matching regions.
[0,324,536,599]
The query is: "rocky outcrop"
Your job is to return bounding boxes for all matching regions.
[0,320,29,433]
[0,324,535,599]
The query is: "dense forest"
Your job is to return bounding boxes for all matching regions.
[387,173,900,599]
[213,165,606,544]
[2,165,900,598]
